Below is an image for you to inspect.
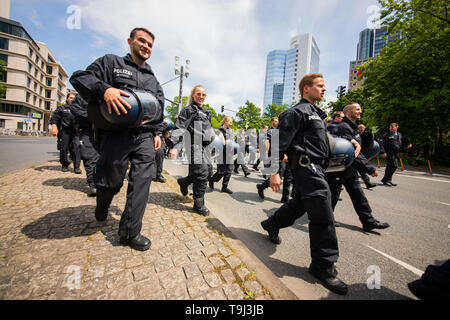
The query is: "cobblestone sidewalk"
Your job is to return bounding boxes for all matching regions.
[0,160,295,300]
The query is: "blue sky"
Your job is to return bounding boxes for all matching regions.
[9,0,382,114]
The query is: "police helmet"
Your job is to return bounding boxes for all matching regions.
[326,136,356,173]
[361,132,380,160]
[163,118,175,131]
[87,88,162,131]
[211,134,224,152]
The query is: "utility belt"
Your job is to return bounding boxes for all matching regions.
[288,149,328,170]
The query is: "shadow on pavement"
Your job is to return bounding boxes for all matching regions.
[43,177,89,194]
[226,226,411,300]
[34,165,64,172]
[21,205,122,244]
[147,191,193,211]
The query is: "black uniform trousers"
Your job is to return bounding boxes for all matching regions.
[75,126,99,188]
[95,130,155,238]
[59,127,81,169]
[210,163,233,189]
[260,161,293,198]
[326,166,376,225]
[270,164,339,268]
[381,151,398,183]
[179,144,212,206]
[155,146,165,178]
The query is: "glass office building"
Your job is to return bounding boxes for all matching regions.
[263,34,320,110]
[263,50,287,109]
[356,26,388,60]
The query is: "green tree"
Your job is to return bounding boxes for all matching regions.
[0,60,6,101]
[165,96,188,122]
[262,103,289,126]
[235,100,262,130]
[361,0,450,164]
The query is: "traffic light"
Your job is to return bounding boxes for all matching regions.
[221,105,224,113]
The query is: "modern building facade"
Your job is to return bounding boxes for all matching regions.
[348,59,369,91]
[356,26,388,60]
[351,26,388,91]
[0,11,68,132]
[263,33,320,111]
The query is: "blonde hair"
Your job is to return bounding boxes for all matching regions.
[188,85,206,106]
[222,116,233,126]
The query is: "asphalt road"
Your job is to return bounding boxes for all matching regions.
[0,136,59,175]
[164,158,450,300]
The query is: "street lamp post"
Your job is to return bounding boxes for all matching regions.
[175,56,190,115]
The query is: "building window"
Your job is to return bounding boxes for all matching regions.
[0,53,7,65]
[46,66,53,75]
[0,119,5,128]
[0,37,9,50]
[0,71,7,83]
[27,77,31,88]
[28,62,32,73]
[26,92,30,102]
[45,101,51,110]
[29,47,33,58]
[46,77,52,86]
[45,89,51,98]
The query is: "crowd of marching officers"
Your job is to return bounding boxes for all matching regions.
[47,26,433,297]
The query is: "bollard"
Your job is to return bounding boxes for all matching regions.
[400,158,405,171]
[427,160,433,175]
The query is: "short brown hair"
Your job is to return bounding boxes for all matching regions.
[299,73,323,97]
[130,27,155,41]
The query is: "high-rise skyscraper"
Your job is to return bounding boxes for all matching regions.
[263,33,320,110]
[350,26,388,91]
[356,26,388,60]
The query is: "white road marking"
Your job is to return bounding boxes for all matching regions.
[366,245,424,277]
[437,202,450,207]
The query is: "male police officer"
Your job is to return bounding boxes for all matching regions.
[68,94,100,197]
[326,111,344,135]
[70,27,164,251]
[50,92,82,173]
[260,73,348,295]
[380,123,412,186]
[326,103,390,232]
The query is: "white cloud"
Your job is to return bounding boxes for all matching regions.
[77,0,266,112]
[73,0,380,113]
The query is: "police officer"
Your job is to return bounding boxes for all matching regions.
[209,116,234,194]
[257,117,292,202]
[326,103,390,232]
[173,85,215,216]
[326,111,344,135]
[234,129,251,177]
[380,123,412,186]
[260,73,348,295]
[49,92,82,173]
[70,27,164,251]
[67,94,100,197]
[153,122,169,183]
[357,124,376,189]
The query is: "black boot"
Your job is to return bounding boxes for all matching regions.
[193,198,210,216]
[261,218,281,245]
[177,178,189,196]
[308,263,348,296]
[120,234,151,251]
[221,187,233,194]
[256,184,265,199]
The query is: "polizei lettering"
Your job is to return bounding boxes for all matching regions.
[185,304,220,318]
[113,68,133,77]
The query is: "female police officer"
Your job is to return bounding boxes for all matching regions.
[70,27,164,251]
[209,116,234,194]
[173,85,215,216]
[260,73,348,295]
